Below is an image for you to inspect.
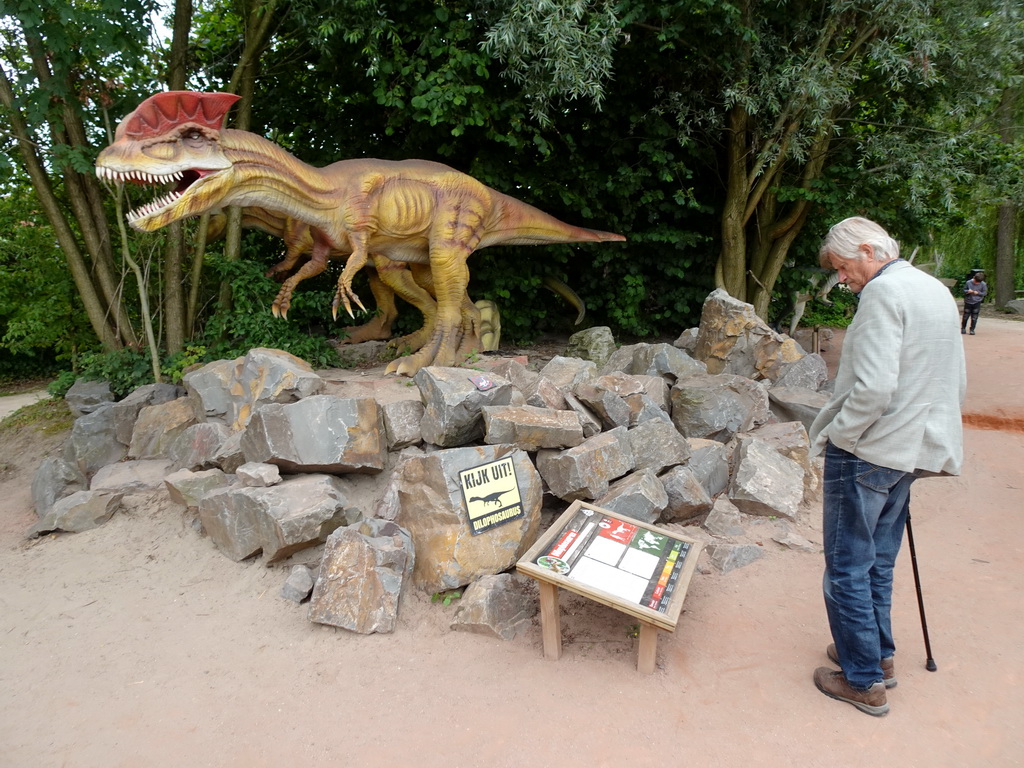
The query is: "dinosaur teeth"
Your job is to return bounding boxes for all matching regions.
[125,189,184,223]
[94,167,186,185]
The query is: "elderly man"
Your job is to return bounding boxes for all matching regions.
[808,217,966,716]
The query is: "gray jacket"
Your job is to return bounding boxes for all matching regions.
[809,261,966,476]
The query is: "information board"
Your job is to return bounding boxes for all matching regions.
[458,455,525,535]
[517,501,703,632]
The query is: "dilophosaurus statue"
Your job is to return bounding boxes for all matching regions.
[96,91,624,375]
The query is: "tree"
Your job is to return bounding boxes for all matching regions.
[482,0,1024,317]
[1,0,160,351]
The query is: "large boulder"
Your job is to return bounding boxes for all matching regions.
[241,395,386,474]
[308,518,415,634]
[692,289,805,381]
[183,348,324,430]
[415,367,516,447]
[377,444,543,593]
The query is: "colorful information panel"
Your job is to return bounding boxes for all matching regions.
[518,501,702,632]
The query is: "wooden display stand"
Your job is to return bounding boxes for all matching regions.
[517,501,703,675]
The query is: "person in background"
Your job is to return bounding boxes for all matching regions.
[808,217,966,717]
[961,270,988,335]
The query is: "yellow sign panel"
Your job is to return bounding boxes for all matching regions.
[459,456,524,535]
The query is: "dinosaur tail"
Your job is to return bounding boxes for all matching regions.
[482,193,626,247]
[543,276,586,325]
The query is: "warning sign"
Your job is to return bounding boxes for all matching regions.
[458,456,524,535]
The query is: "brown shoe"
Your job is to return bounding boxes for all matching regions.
[827,643,897,688]
[814,667,889,716]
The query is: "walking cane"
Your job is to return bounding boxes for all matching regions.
[905,510,938,671]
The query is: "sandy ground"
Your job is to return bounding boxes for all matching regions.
[1,314,1022,768]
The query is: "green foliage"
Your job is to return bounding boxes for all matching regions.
[798,289,858,329]
[0,183,94,363]
[431,589,462,606]
[197,256,342,369]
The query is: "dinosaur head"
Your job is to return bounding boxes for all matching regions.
[95,91,241,232]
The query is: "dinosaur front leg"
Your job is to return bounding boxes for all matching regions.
[334,266,398,345]
[332,233,369,320]
[272,237,330,319]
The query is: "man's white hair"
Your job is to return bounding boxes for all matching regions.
[819,217,900,268]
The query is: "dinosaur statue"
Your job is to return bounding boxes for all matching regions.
[95,90,624,375]
[210,206,586,352]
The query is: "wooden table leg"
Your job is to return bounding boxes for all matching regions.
[538,581,562,661]
[637,621,659,674]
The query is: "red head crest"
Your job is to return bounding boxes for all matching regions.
[117,91,241,140]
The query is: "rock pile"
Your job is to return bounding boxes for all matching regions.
[31,290,832,636]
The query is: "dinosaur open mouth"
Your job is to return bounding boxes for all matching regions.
[94,166,212,224]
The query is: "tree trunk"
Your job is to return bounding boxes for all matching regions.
[0,64,122,351]
[163,0,195,354]
[719,103,750,301]
[995,86,1018,309]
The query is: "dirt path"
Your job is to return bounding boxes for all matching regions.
[1,318,1022,768]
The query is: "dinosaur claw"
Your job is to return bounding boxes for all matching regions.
[271,304,281,318]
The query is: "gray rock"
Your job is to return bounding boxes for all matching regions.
[212,430,246,473]
[768,387,830,433]
[64,379,114,417]
[280,564,315,603]
[686,439,733,497]
[670,372,770,442]
[536,426,635,501]
[484,359,540,392]
[183,347,325,430]
[66,405,128,475]
[128,398,197,460]
[692,289,806,381]
[673,327,699,354]
[308,518,415,634]
[415,367,516,447]
[564,326,617,368]
[659,465,713,522]
[241,395,386,474]
[91,459,175,494]
[702,497,746,537]
[573,380,632,430]
[708,542,764,573]
[236,462,281,487]
[772,527,819,553]
[168,422,232,470]
[1004,299,1024,315]
[623,392,673,427]
[538,356,597,393]
[31,456,87,517]
[602,342,707,381]
[773,353,828,391]
[593,468,669,524]
[198,474,362,562]
[164,467,233,509]
[562,392,603,438]
[627,420,691,473]
[482,404,584,451]
[110,383,182,444]
[382,399,425,451]
[522,376,568,411]
[28,490,123,537]
[728,438,805,521]
[451,573,536,640]
[381,444,543,593]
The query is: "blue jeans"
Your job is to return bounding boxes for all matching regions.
[822,442,917,690]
